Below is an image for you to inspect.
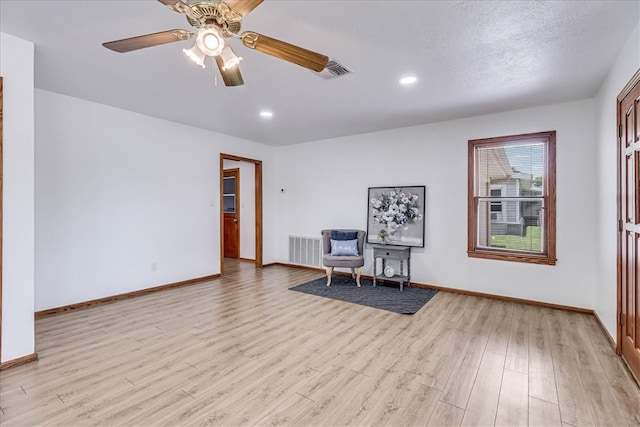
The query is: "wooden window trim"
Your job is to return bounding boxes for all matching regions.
[467,131,557,265]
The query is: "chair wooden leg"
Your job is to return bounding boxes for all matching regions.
[350,268,356,279]
[356,267,362,287]
[325,267,333,286]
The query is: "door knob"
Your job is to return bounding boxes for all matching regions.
[234,219,238,223]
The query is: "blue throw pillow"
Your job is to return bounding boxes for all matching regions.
[331,230,358,241]
[330,239,359,256]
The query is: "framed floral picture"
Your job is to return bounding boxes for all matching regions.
[367,186,425,247]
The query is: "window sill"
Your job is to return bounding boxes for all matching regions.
[468,250,556,266]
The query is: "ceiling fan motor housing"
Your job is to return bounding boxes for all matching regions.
[183,0,242,37]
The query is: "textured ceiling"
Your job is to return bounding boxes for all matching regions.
[1,0,638,146]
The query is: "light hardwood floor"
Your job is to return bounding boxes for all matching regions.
[1,259,639,426]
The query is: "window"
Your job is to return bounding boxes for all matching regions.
[468,131,556,265]
[490,187,504,221]
[223,176,236,213]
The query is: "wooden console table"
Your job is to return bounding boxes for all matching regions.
[372,245,411,291]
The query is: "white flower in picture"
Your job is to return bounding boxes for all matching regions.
[369,188,422,228]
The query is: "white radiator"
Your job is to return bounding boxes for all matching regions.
[288,235,323,268]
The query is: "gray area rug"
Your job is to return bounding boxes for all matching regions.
[289,275,438,314]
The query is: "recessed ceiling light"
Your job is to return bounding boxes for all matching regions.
[260,111,273,118]
[399,76,417,85]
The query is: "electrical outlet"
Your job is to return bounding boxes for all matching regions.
[151,262,157,272]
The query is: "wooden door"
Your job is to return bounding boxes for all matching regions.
[223,168,240,258]
[618,70,640,380]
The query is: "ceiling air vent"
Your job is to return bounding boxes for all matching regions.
[315,59,352,80]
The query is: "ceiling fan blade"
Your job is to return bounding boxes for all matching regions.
[241,32,328,72]
[225,0,264,17]
[157,0,189,13]
[103,30,193,53]
[214,56,245,86]
[157,0,181,6]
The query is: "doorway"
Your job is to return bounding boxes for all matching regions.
[219,153,263,276]
[617,68,640,381]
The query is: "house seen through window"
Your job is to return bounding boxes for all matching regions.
[468,131,556,265]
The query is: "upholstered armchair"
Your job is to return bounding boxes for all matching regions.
[321,229,366,287]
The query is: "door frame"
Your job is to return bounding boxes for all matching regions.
[617,68,640,356]
[0,77,4,362]
[219,153,263,275]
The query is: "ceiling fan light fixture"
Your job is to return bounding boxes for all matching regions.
[196,27,224,56]
[220,46,243,70]
[183,45,207,68]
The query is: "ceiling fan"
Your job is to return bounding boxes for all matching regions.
[102,0,329,86]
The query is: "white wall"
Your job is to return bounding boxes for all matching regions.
[35,90,275,311]
[0,33,36,363]
[223,160,256,260]
[594,24,640,339]
[275,99,598,309]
